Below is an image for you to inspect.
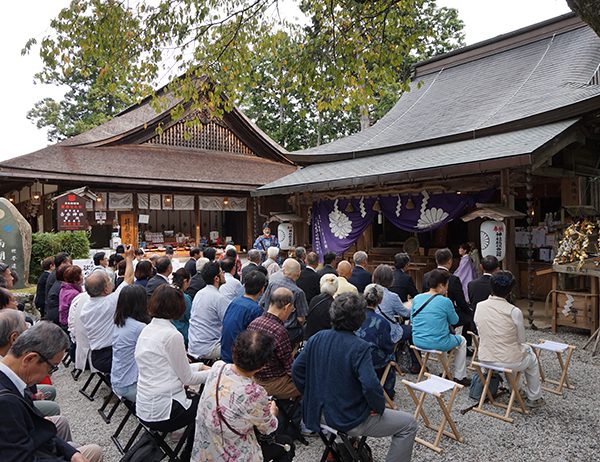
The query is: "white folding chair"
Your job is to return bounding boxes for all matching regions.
[528,340,575,396]
[411,345,455,382]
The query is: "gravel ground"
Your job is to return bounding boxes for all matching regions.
[51,327,600,462]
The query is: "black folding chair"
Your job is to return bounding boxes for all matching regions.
[318,424,368,462]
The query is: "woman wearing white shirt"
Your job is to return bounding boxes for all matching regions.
[135,284,209,461]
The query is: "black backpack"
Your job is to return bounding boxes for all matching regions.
[119,433,164,462]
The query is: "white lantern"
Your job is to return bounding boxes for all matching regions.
[278,222,294,250]
[480,220,506,261]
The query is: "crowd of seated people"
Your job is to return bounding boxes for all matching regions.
[7,242,551,462]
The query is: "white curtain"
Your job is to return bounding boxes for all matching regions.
[198,196,247,211]
[109,193,133,210]
[173,195,194,210]
[137,194,149,209]
[149,194,162,210]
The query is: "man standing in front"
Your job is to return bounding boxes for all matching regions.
[188,261,229,360]
[184,247,201,276]
[145,256,172,298]
[468,255,500,316]
[253,223,280,263]
[474,271,544,408]
[260,259,308,347]
[293,293,417,461]
[241,249,267,284]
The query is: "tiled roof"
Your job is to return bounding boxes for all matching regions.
[255,119,578,195]
[290,23,600,161]
[0,144,297,192]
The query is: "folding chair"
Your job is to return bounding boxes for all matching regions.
[97,382,121,424]
[402,373,464,454]
[467,331,479,371]
[318,424,368,462]
[111,398,142,454]
[471,361,528,423]
[528,340,575,395]
[379,360,403,409]
[410,345,455,382]
[274,398,308,446]
[78,372,105,401]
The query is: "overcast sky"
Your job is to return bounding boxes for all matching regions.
[0,0,572,161]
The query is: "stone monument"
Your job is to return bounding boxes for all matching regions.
[0,198,32,289]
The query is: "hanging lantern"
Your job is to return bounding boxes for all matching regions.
[31,182,42,206]
[405,196,415,209]
[372,199,381,212]
[8,193,15,203]
[377,211,383,225]
[223,197,229,206]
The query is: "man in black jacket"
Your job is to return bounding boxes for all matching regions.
[296,252,321,304]
[468,255,500,316]
[0,321,102,461]
[44,252,71,324]
[423,248,472,329]
[145,256,172,298]
[348,251,372,293]
[317,252,338,278]
[184,247,201,276]
[390,252,418,303]
[241,249,267,285]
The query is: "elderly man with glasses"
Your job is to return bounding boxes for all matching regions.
[0,321,102,461]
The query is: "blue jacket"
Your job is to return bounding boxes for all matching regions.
[348,266,372,293]
[411,293,462,352]
[220,296,264,363]
[0,370,78,461]
[292,329,385,433]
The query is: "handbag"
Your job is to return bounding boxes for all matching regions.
[215,365,293,459]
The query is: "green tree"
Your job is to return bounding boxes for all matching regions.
[27,0,464,149]
[24,0,158,141]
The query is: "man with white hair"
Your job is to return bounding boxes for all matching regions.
[260,258,309,346]
[348,251,372,293]
[304,273,338,340]
[262,246,281,276]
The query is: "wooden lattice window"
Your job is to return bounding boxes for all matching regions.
[145,114,254,155]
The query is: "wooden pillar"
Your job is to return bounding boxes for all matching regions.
[501,169,519,289]
[194,195,200,246]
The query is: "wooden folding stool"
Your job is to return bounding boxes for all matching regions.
[410,345,455,382]
[401,373,464,454]
[471,361,528,423]
[529,340,575,395]
[467,331,479,371]
[379,360,404,409]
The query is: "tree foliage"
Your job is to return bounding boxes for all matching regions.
[567,0,600,38]
[26,0,464,149]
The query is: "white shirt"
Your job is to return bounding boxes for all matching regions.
[135,318,209,422]
[68,292,91,371]
[219,273,244,302]
[80,282,128,351]
[0,361,26,396]
[188,285,230,358]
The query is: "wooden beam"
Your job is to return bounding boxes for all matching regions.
[531,130,586,171]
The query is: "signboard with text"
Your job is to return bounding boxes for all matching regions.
[57,193,88,231]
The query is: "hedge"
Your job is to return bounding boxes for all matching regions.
[30,231,91,282]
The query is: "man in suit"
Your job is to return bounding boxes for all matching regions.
[468,255,500,317]
[186,257,209,300]
[0,321,102,461]
[145,256,172,297]
[241,249,268,284]
[390,252,418,303]
[184,247,201,276]
[317,251,338,278]
[295,246,307,270]
[348,251,372,293]
[296,252,321,304]
[423,248,472,330]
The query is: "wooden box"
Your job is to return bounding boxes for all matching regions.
[553,291,598,333]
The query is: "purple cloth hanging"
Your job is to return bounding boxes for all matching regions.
[454,254,475,302]
[311,189,495,258]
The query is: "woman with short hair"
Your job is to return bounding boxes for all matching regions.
[111,285,150,402]
[135,284,209,461]
[411,269,470,386]
[192,330,294,462]
[134,260,153,288]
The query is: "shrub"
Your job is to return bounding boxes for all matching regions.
[30,231,91,282]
